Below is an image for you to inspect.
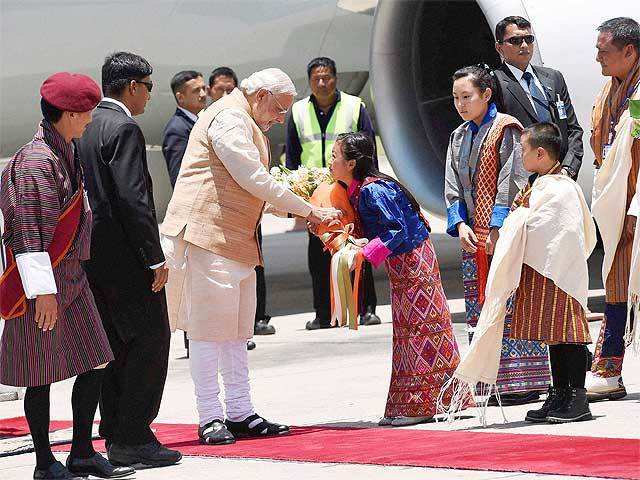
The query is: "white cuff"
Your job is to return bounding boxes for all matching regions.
[150,261,166,270]
[15,252,57,299]
[628,194,639,217]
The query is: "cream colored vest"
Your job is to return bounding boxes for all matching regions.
[161,89,269,266]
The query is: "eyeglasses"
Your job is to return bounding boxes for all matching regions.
[133,79,153,92]
[268,91,289,115]
[499,35,535,46]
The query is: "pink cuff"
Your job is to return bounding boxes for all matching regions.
[362,237,392,268]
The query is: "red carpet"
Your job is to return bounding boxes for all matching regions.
[0,417,71,438]
[2,417,638,479]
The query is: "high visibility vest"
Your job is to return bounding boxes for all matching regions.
[292,92,362,168]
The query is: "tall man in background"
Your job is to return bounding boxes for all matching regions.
[587,17,639,401]
[493,16,584,179]
[162,70,206,187]
[286,56,380,330]
[76,51,181,467]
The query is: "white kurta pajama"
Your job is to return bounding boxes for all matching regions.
[162,91,312,425]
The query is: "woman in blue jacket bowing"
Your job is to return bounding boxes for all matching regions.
[329,132,466,426]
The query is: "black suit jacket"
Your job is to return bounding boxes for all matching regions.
[494,63,584,176]
[76,101,166,337]
[161,108,195,187]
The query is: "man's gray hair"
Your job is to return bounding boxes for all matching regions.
[240,68,297,96]
[598,17,640,52]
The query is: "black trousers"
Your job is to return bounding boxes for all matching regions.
[307,231,377,326]
[91,287,171,446]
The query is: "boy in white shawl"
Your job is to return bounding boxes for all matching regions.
[441,123,597,425]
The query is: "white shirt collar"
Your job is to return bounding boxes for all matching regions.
[102,97,132,118]
[505,62,535,82]
[178,107,199,123]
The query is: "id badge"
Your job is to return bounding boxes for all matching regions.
[602,143,612,160]
[556,100,567,120]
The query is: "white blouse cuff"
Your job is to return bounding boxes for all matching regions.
[15,252,58,299]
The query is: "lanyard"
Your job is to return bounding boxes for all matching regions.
[608,78,640,144]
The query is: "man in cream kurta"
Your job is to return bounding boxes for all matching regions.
[161,69,339,445]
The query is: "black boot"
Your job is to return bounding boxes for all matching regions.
[525,386,566,422]
[547,388,593,423]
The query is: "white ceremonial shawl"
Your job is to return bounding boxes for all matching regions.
[452,175,596,388]
[592,88,640,288]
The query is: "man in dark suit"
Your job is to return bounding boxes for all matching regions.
[493,16,584,178]
[162,71,206,187]
[76,51,181,467]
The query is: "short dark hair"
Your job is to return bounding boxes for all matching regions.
[452,64,500,104]
[522,122,562,160]
[40,98,63,123]
[495,15,531,42]
[597,17,640,52]
[307,57,337,78]
[170,70,203,96]
[208,67,238,88]
[102,51,153,96]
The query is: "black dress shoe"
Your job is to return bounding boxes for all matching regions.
[34,461,85,479]
[108,441,182,467]
[247,340,256,350]
[254,319,276,335]
[305,318,332,330]
[198,419,236,445]
[67,453,134,478]
[359,312,382,326]
[499,391,541,406]
[525,386,566,423]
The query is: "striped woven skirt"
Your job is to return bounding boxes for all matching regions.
[462,251,550,394]
[512,264,591,344]
[0,258,113,387]
[384,238,463,418]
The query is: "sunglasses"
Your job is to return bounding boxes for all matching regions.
[133,79,153,92]
[500,35,535,46]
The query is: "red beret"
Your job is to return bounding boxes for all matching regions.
[40,72,102,112]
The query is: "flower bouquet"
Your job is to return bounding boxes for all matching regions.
[269,165,333,201]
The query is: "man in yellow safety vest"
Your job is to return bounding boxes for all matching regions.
[285,57,380,330]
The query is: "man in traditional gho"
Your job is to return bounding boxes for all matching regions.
[442,124,596,426]
[161,68,340,445]
[445,64,550,405]
[588,17,640,401]
[511,123,593,423]
[0,73,133,479]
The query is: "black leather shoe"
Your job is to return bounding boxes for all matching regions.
[247,340,256,350]
[525,386,565,422]
[499,391,541,406]
[359,311,381,326]
[547,387,593,423]
[198,419,236,445]
[254,319,276,335]
[34,461,85,479]
[305,318,332,330]
[67,453,134,478]
[108,441,182,467]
